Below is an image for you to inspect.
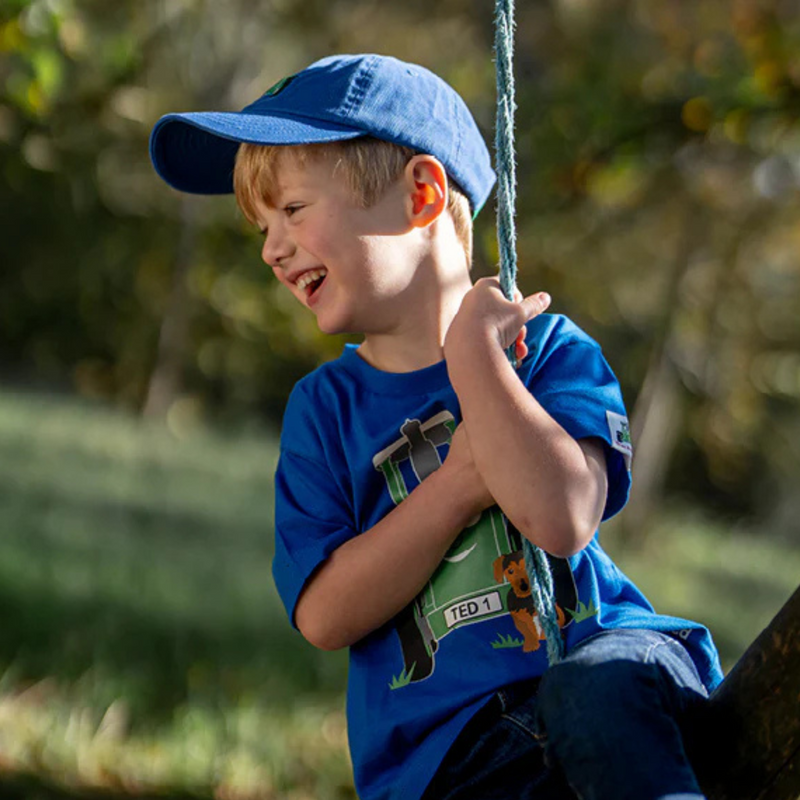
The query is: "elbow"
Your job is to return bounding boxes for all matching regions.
[512,509,598,559]
[537,526,593,559]
[296,613,350,652]
[554,508,599,556]
[294,601,349,652]
[297,623,350,652]
[548,523,595,558]
[303,632,348,652]
[534,470,606,557]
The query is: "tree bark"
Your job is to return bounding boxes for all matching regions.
[694,584,800,800]
[142,197,197,419]
[619,200,702,545]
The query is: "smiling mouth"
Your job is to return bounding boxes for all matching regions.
[296,268,328,299]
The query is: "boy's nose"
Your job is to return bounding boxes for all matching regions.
[261,222,294,268]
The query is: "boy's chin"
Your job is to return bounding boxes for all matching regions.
[312,304,369,337]
[313,314,350,337]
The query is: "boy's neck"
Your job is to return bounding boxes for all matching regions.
[357,275,472,373]
[357,335,444,373]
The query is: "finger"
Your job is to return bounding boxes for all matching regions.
[476,275,502,292]
[515,327,529,361]
[519,291,551,321]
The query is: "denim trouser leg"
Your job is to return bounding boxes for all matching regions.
[422,629,709,800]
[535,629,709,800]
[421,678,574,800]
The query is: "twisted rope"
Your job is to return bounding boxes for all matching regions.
[494,0,564,665]
[494,0,518,332]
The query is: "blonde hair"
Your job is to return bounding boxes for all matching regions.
[233,137,473,265]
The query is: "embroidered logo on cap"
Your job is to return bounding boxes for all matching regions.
[262,75,295,98]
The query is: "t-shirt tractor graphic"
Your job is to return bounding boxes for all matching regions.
[373,410,576,683]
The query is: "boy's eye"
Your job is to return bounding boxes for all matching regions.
[284,204,303,217]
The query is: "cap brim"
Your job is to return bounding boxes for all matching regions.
[149,112,365,194]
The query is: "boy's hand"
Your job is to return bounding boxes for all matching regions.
[443,423,495,518]
[445,277,551,363]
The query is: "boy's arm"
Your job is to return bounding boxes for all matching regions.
[293,424,493,651]
[444,278,608,559]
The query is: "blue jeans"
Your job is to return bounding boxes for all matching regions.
[421,629,709,800]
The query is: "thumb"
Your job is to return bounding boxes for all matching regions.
[519,291,552,321]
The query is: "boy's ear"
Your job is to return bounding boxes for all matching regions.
[404,155,447,228]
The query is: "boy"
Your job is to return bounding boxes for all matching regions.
[150,54,722,800]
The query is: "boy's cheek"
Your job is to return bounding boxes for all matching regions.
[271,266,293,291]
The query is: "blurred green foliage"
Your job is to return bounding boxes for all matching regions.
[3,0,800,531]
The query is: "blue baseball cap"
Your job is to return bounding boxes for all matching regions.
[149,53,495,215]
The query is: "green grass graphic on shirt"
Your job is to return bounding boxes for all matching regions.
[388,665,416,690]
[568,599,599,623]
[491,633,524,649]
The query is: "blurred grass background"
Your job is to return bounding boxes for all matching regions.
[0,389,797,799]
[0,389,351,799]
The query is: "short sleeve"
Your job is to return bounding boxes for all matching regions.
[272,385,356,627]
[521,316,633,520]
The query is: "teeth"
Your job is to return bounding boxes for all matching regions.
[295,268,328,292]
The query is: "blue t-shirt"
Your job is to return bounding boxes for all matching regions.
[273,314,722,800]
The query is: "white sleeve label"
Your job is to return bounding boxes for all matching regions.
[606,410,633,470]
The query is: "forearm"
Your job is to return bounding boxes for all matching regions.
[294,462,482,651]
[448,334,606,557]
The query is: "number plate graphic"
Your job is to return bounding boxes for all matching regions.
[443,591,504,629]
